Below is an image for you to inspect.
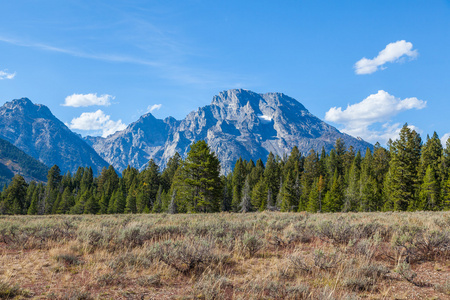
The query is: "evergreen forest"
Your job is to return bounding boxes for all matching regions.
[1,124,449,215]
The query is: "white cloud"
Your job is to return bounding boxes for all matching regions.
[0,70,16,80]
[68,110,126,138]
[63,93,114,107]
[147,104,162,113]
[325,90,426,144]
[354,40,418,74]
[441,133,450,146]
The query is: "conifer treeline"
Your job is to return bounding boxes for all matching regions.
[1,125,449,215]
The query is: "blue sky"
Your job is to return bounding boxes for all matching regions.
[0,1,449,144]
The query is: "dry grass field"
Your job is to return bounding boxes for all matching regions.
[0,212,449,299]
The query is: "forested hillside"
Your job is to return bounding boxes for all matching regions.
[1,124,449,215]
[0,138,49,187]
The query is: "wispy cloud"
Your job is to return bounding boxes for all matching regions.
[354,40,418,75]
[0,34,249,88]
[147,104,162,113]
[63,93,114,107]
[0,35,162,67]
[68,109,126,138]
[0,69,16,80]
[325,90,426,143]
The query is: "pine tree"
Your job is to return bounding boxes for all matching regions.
[441,175,450,210]
[57,187,74,214]
[141,159,161,210]
[168,189,177,214]
[83,191,99,214]
[135,190,146,213]
[179,140,222,212]
[344,161,360,212]
[307,178,320,212]
[360,175,378,212]
[221,176,232,212]
[113,189,126,213]
[419,166,440,210]
[266,188,275,210]
[382,169,395,211]
[125,184,137,214]
[388,124,422,211]
[280,172,297,212]
[124,192,137,214]
[240,176,252,213]
[251,176,267,211]
[264,152,280,202]
[3,175,28,214]
[161,152,182,191]
[98,194,109,214]
[70,189,90,214]
[27,188,39,215]
[418,132,443,209]
[24,181,37,213]
[284,146,301,178]
[323,170,344,212]
[151,185,163,213]
[80,167,94,191]
[231,158,245,211]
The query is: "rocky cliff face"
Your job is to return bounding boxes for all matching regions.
[90,89,372,173]
[0,98,109,175]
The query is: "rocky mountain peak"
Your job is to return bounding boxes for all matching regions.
[2,98,54,119]
[211,89,261,108]
[90,89,373,174]
[0,98,109,175]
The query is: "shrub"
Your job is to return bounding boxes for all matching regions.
[242,233,263,257]
[97,272,124,286]
[316,220,355,245]
[286,284,310,299]
[149,239,223,274]
[109,252,151,270]
[55,253,81,266]
[395,262,417,285]
[138,274,161,287]
[60,290,92,300]
[118,223,148,248]
[435,280,450,295]
[351,238,377,260]
[344,277,373,291]
[313,250,341,270]
[193,273,232,300]
[392,226,450,263]
[359,264,390,280]
[289,253,312,274]
[0,280,28,299]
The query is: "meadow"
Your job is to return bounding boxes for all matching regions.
[0,211,449,299]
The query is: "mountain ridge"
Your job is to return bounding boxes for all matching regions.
[0,98,109,175]
[89,89,373,173]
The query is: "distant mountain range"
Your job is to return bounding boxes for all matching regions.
[0,137,49,186]
[0,90,372,175]
[89,89,372,173]
[0,98,109,175]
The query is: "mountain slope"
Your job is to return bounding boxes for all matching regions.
[91,89,372,173]
[0,137,49,186]
[0,98,109,175]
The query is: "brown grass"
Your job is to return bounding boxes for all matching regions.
[0,211,449,299]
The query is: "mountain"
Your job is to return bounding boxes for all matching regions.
[90,89,372,173]
[0,137,50,186]
[0,98,109,175]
